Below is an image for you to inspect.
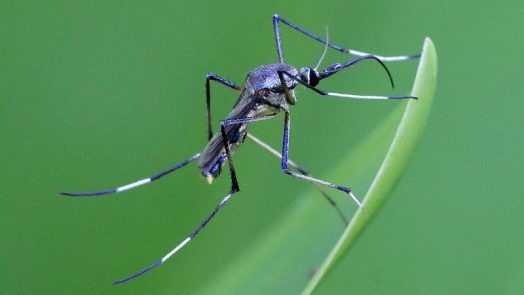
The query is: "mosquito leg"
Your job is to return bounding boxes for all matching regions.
[205,74,241,141]
[112,188,237,285]
[220,124,240,192]
[318,55,396,88]
[246,133,349,224]
[273,14,421,63]
[246,133,309,174]
[279,111,362,207]
[273,14,286,63]
[279,70,417,101]
[218,114,278,192]
[60,153,201,197]
[276,74,361,208]
[280,111,362,207]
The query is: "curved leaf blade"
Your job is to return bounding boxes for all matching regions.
[302,37,438,294]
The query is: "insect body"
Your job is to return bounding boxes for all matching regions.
[61,15,419,285]
[199,63,297,183]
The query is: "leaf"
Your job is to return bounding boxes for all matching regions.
[302,37,438,294]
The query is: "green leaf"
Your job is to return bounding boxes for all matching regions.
[196,38,437,295]
[302,37,438,294]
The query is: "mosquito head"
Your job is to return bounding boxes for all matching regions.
[299,67,320,87]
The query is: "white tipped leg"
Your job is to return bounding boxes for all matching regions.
[112,189,235,285]
[327,92,416,100]
[280,111,362,208]
[60,153,201,197]
[349,191,363,209]
[247,133,351,223]
[116,178,151,193]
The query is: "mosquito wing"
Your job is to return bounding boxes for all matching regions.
[198,88,263,178]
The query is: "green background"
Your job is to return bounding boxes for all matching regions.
[2,1,522,294]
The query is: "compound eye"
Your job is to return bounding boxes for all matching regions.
[308,68,319,87]
[299,67,320,87]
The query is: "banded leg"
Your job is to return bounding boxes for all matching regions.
[60,153,201,197]
[113,118,276,284]
[112,188,237,285]
[278,68,417,101]
[280,111,362,208]
[247,133,349,224]
[273,14,421,63]
[206,73,241,141]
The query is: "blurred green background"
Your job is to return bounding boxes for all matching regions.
[2,1,523,294]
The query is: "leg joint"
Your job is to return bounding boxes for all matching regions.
[282,168,293,176]
[206,73,218,80]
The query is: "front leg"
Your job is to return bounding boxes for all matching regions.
[272,14,420,63]
[278,70,416,101]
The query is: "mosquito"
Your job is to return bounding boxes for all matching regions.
[61,14,419,285]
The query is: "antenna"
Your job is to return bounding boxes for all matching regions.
[314,26,329,70]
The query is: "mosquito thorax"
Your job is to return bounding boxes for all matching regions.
[299,67,320,87]
[245,64,298,92]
